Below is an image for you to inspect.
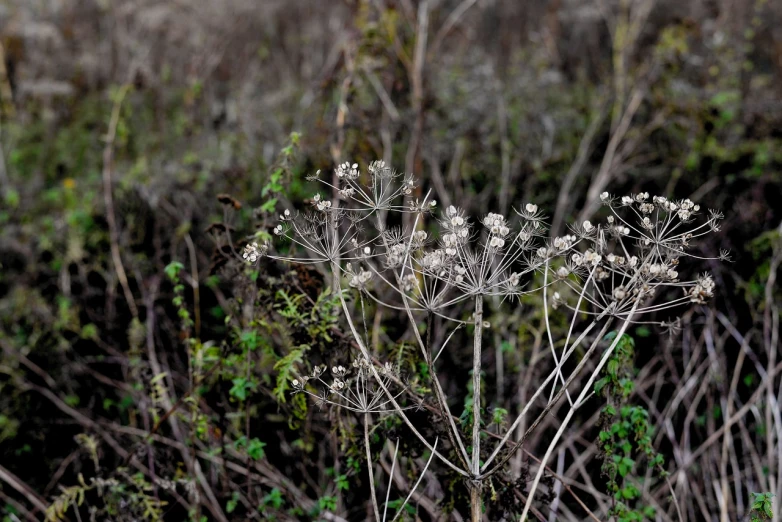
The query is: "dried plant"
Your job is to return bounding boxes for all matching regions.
[251,160,725,521]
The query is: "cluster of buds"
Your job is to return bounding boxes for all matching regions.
[518,227,533,242]
[368,160,390,177]
[401,177,416,196]
[689,274,716,303]
[328,365,349,393]
[336,162,360,180]
[641,262,679,281]
[339,186,355,199]
[676,198,699,221]
[352,358,370,370]
[312,193,332,211]
[443,206,470,241]
[401,273,419,292]
[347,265,373,289]
[421,249,448,272]
[571,250,602,267]
[652,195,679,212]
[411,230,428,248]
[386,242,407,267]
[291,376,310,391]
[518,203,544,228]
[553,234,577,251]
[608,191,702,223]
[483,213,510,236]
[604,253,638,268]
[242,242,267,263]
[409,199,438,213]
[489,235,507,249]
[443,233,461,256]
[453,264,467,285]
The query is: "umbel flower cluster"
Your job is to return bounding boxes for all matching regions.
[244,160,724,521]
[245,160,724,327]
[290,358,406,413]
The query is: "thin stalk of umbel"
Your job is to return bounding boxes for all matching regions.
[470,294,484,522]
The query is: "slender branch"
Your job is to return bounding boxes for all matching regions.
[365,413,382,522]
[470,294,483,522]
[102,83,138,319]
[390,438,439,522]
[382,440,400,522]
[519,297,641,521]
[0,464,49,515]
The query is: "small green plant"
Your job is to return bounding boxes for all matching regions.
[596,332,664,521]
[750,492,774,521]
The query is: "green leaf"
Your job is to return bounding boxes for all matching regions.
[317,495,337,512]
[273,346,309,402]
[260,488,283,510]
[230,378,255,401]
[226,492,239,514]
[164,261,184,281]
[247,438,266,460]
[336,474,349,491]
[259,198,278,213]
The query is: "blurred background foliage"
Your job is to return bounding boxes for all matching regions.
[0,0,781,520]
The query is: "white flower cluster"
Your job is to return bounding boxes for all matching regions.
[401,273,419,292]
[368,160,389,177]
[336,162,360,180]
[288,356,404,414]
[400,177,416,196]
[421,249,448,272]
[312,193,332,211]
[242,242,266,263]
[483,213,509,235]
[689,274,716,303]
[607,191,702,223]
[258,160,723,329]
[553,234,577,250]
[440,205,470,256]
[347,266,373,289]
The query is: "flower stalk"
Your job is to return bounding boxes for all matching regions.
[470,294,483,522]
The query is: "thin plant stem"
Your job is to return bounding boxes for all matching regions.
[519,297,641,521]
[382,440,399,522]
[470,294,484,522]
[365,413,381,522]
[390,438,439,522]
